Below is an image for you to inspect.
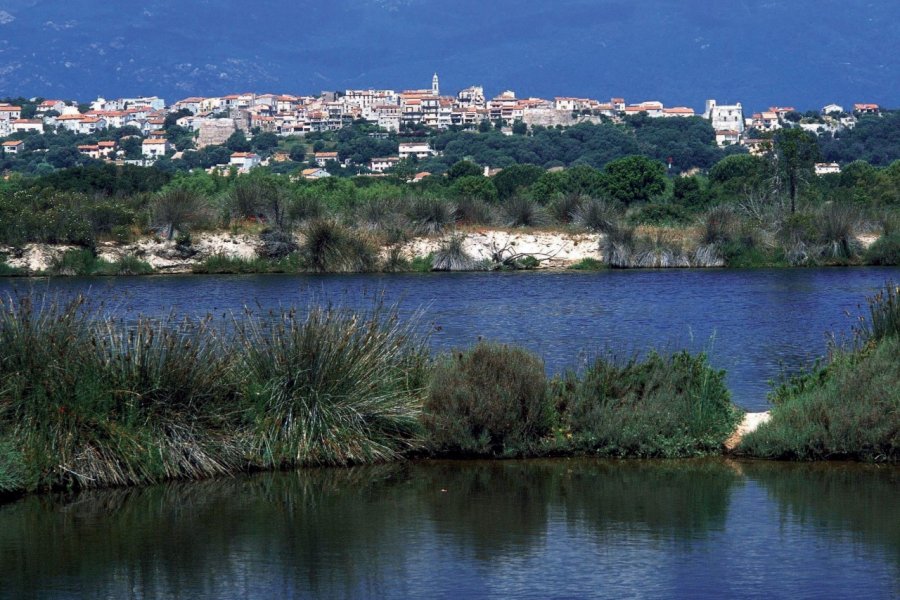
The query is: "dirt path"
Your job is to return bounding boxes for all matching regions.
[724,411,771,451]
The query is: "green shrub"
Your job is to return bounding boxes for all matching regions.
[740,337,899,461]
[568,258,605,271]
[856,282,900,345]
[864,233,900,266]
[555,351,739,458]
[409,254,433,272]
[423,343,553,456]
[432,236,476,271]
[406,197,457,235]
[235,305,429,467]
[573,198,621,233]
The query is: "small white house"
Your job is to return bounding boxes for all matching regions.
[398,142,435,160]
[300,167,331,180]
[142,138,171,159]
[815,162,841,176]
[2,140,24,154]
[229,152,261,171]
[370,156,400,173]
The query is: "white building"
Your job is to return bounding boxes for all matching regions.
[2,140,24,154]
[398,142,435,160]
[704,99,745,134]
[815,162,841,175]
[229,152,261,171]
[142,138,171,159]
[370,156,400,173]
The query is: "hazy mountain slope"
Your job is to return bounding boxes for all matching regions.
[0,0,897,110]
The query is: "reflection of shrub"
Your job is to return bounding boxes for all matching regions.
[556,351,739,457]
[423,343,552,456]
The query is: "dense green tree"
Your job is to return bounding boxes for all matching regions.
[601,156,667,205]
[289,145,306,162]
[447,160,484,180]
[226,131,251,153]
[492,164,545,199]
[451,175,499,203]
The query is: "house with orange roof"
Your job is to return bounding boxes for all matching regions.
[662,107,695,118]
[142,138,171,159]
[853,103,880,115]
[314,151,339,167]
[300,167,331,180]
[2,140,24,154]
[11,119,43,133]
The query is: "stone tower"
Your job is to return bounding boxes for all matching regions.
[432,73,440,96]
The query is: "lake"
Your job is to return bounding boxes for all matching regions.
[3,266,898,411]
[0,459,896,599]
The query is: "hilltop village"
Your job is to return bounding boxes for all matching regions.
[0,74,885,178]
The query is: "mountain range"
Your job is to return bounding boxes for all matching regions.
[0,0,897,112]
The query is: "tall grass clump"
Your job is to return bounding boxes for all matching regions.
[431,235,477,271]
[235,305,429,467]
[406,197,457,235]
[0,296,241,491]
[741,283,900,461]
[422,343,553,456]
[455,196,496,226]
[299,219,378,272]
[0,438,24,494]
[817,204,861,262]
[503,196,549,228]
[555,351,740,457]
[573,198,620,233]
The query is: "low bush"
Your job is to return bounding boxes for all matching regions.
[423,343,553,456]
[864,232,900,266]
[406,197,457,235]
[555,351,740,458]
[739,337,899,461]
[741,283,900,461]
[568,258,605,271]
[573,198,620,233]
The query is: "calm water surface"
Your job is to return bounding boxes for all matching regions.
[3,267,897,410]
[0,460,897,599]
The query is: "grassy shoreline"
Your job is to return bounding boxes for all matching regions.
[0,284,897,500]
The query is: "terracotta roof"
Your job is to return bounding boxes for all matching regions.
[143,138,169,145]
[2,140,23,146]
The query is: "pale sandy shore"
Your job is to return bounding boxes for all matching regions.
[724,411,772,451]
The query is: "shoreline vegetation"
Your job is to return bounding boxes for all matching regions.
[0,283,897,500]
[0,119,899,276]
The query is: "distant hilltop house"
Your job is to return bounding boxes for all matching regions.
[313,151,339,167]
[142,137,171,159]
[300,167,331,180]
[704,99,745,139]
[398,142,436,160]
[815,162,841,176]
[853,103,880,115]
[230,152,261,172]
[370,156,400,173]
[2,140,24,154]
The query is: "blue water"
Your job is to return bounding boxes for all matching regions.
[0,460,897,599]
[4,267,896,411]
[0,267,900,410]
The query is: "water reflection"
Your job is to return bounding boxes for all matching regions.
[0,460,897,599]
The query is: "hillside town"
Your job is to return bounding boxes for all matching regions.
[0,74,887,177]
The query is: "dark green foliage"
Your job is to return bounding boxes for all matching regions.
[447,160,483,180]
[28,164,171,196]
[601,156,667,205]
[865,233,900,265]
[672,175,712,210]
[820,112,900,166]
[450,175,498,203]
[423,343,552,456]
[492,164,545,199]
[455,196,495,226]
[555,352,739,457]
[573,198,621,233]
[548,193,583,224]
